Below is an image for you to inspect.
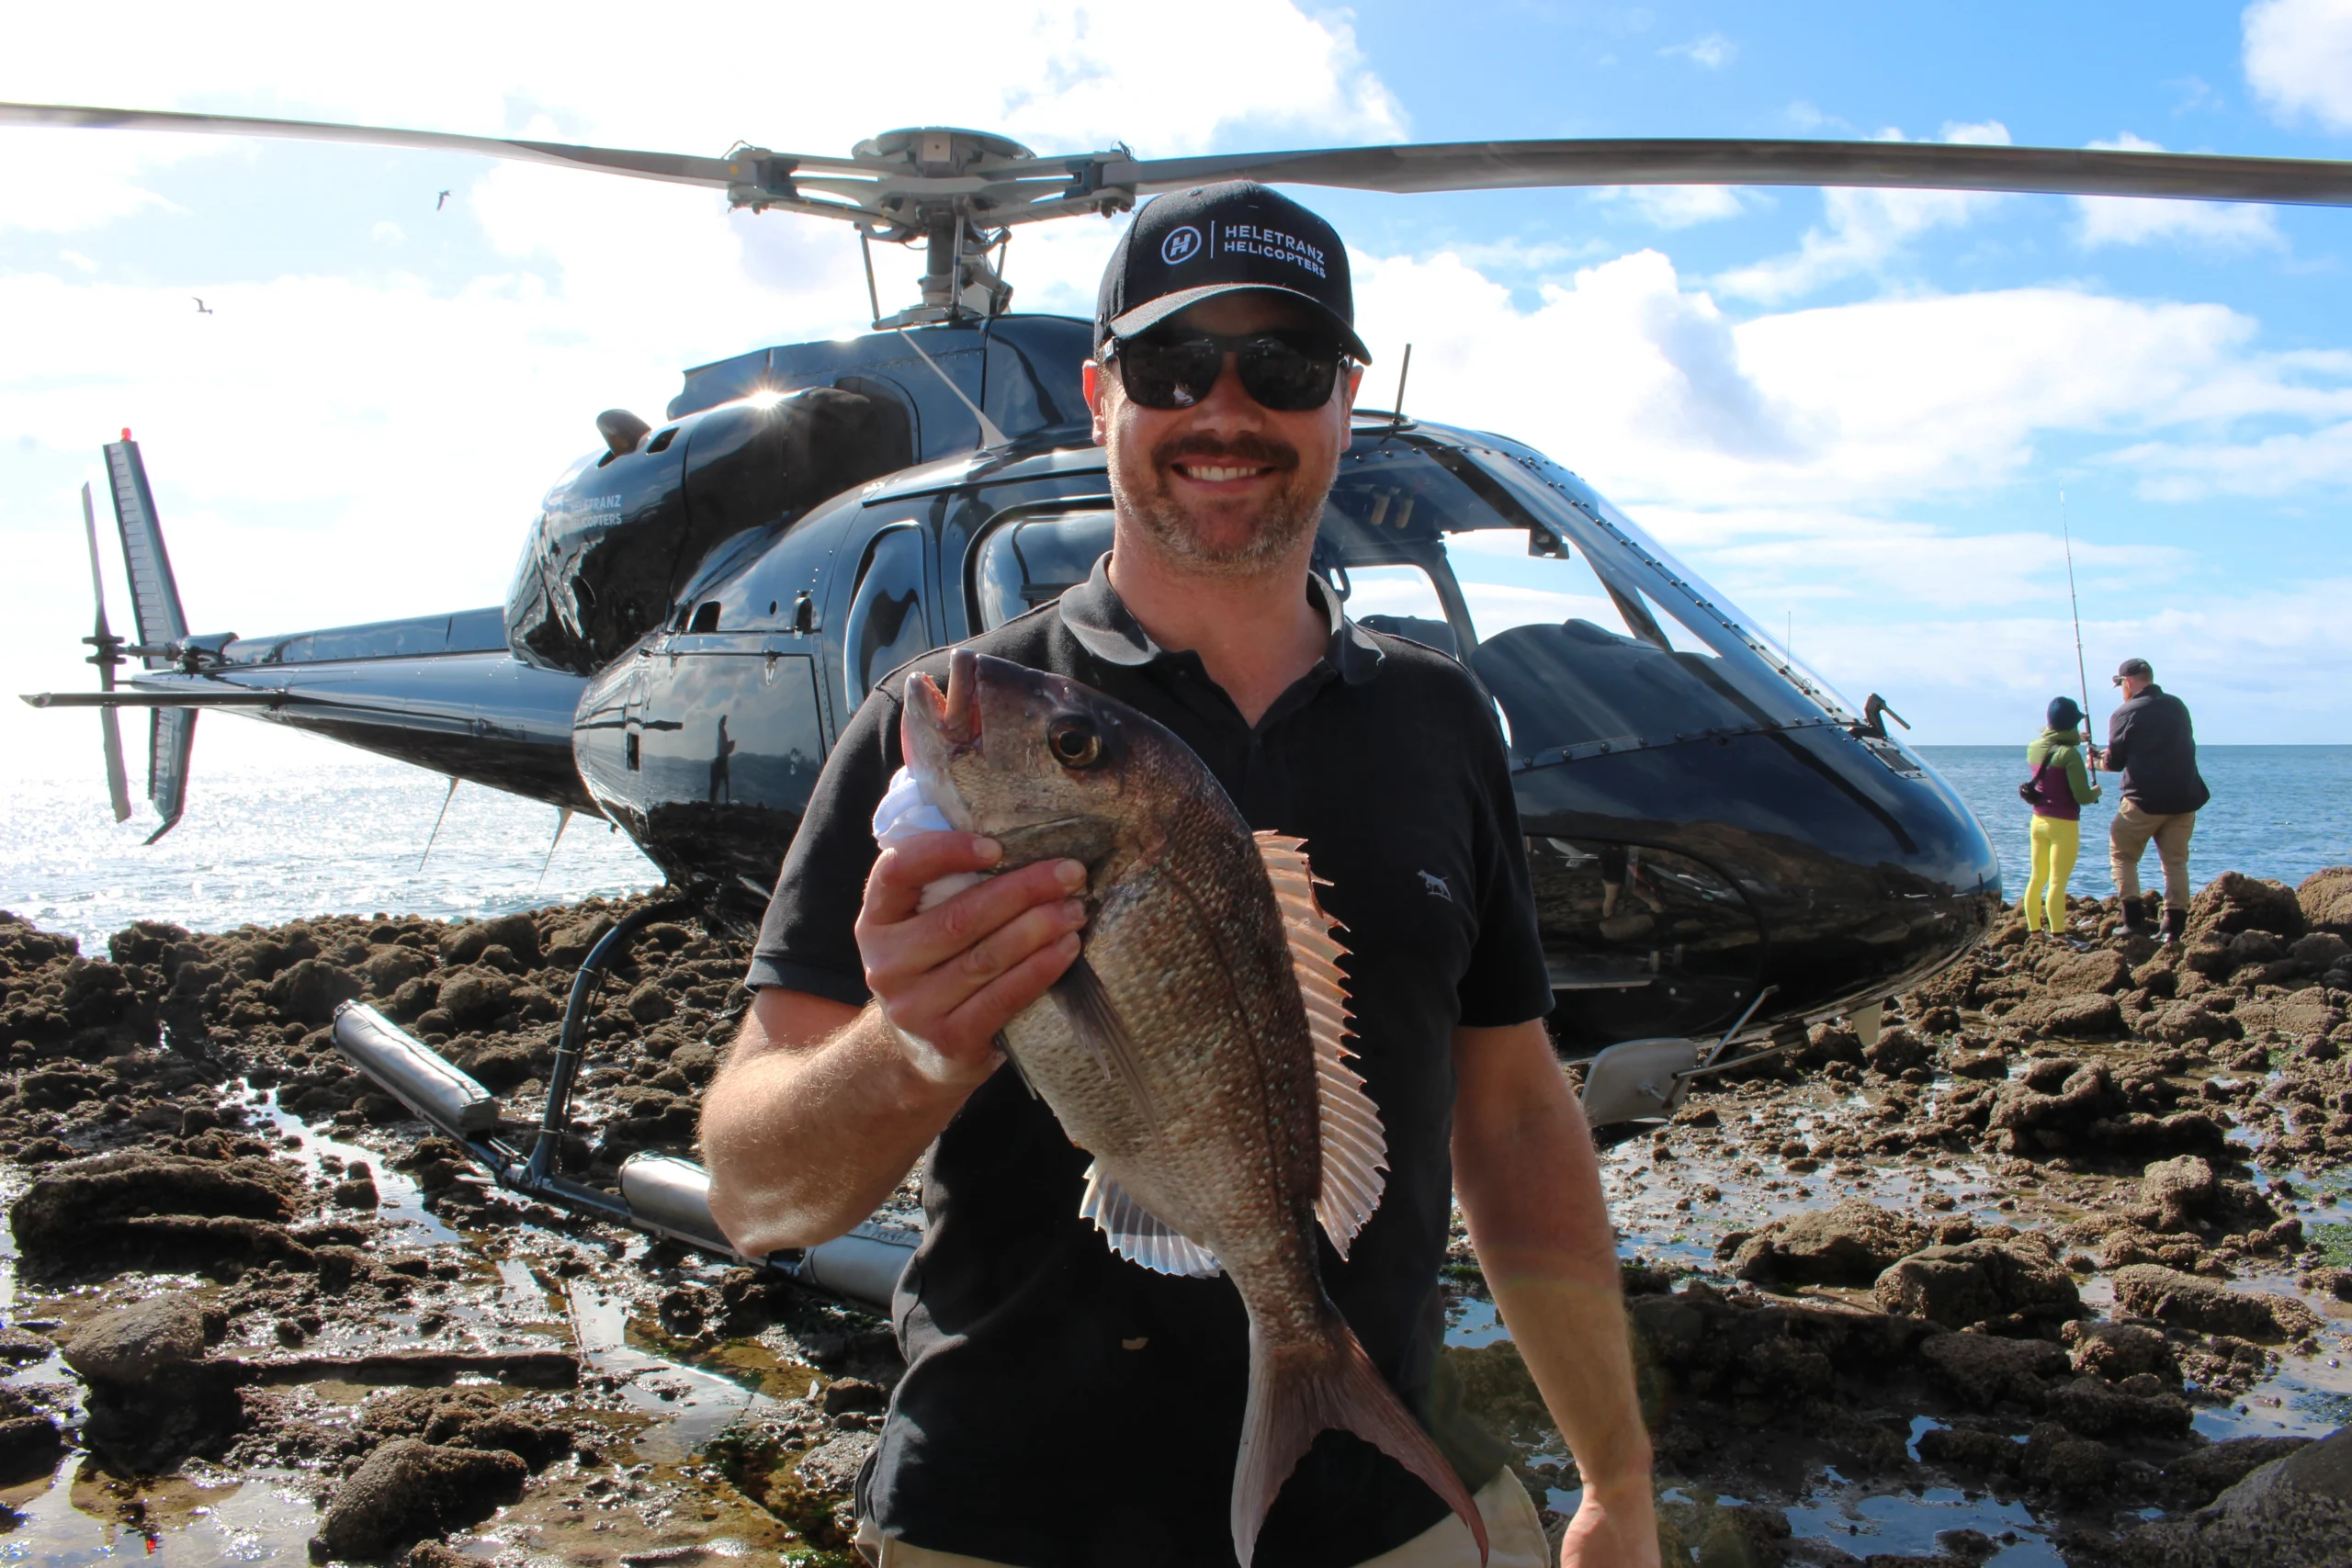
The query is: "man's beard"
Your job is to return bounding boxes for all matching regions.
[1113,431,1328,578]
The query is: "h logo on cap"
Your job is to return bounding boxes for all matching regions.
[1159,225,1203,265]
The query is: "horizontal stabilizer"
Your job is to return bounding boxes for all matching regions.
[23,689,287,709]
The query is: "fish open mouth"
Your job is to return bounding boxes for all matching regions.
[899,649,982,833]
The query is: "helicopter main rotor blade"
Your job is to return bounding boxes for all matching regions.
[1106,138,2352,209]
[0,101,756,190]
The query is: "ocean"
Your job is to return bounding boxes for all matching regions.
[1918,744,2352,902]
[3,743,2346,958]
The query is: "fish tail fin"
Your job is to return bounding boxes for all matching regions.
[1232,1314,1488,1567]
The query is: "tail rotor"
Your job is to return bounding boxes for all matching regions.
[78,482,133,822]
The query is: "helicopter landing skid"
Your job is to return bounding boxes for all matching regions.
[1578,986,1789,1130]
[328,922,913,1314]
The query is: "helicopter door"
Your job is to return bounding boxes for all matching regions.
[836,522,937,710]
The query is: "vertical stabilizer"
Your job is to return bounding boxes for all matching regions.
[104,434,198,840]
[104,436,187,669]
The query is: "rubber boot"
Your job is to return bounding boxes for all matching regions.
[2160,908,2188,946]
[2117,899,2154,941]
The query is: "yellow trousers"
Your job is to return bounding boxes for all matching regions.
[2024,815,2080,932]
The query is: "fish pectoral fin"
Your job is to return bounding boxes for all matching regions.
[1079,1161,1222,1279]
[995,1032,1038,1100]
[1049,954,1161,1132]
[1253,831,1389,1259]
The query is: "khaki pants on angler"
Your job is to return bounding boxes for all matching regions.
[854,1469,1553,1568]
[2109,800,2197,909]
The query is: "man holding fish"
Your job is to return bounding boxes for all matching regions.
[705,182,1657,1568]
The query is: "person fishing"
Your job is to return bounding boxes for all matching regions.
[2093,657,2211,944]
[2020,696,2100,942]
[702,183,1657,1568]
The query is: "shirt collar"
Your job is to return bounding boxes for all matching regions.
[1057,553,1385,685]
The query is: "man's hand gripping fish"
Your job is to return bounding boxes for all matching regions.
[896,649,1487,1566]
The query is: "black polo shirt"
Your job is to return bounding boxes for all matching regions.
[748,556,1552,1568]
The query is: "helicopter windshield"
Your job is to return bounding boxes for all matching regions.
[970,434,1856,768]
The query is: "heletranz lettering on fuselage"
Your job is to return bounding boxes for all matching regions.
[1208,221,1328,279]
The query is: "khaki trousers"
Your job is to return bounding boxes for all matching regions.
[854,1468,1552,1568]
[2109,800,2196,908]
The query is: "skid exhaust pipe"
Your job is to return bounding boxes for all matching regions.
[620,1153,916,1311]
[328,999,913,1315]
[334,1002,501,1136]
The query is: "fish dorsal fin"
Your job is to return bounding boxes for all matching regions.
[1253,830,1388,1258]
[1079,1160,1222,1278]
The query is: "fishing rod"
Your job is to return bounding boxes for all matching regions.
[2061,490,2095,777]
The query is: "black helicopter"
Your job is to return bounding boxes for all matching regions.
[17,103,2352,1108]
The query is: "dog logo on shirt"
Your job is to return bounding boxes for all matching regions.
[1419,870,1453,903]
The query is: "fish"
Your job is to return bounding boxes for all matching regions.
[899,649,1487,1566]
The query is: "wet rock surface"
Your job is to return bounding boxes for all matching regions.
[0,870,2342,1562]
[0,893,899,1563]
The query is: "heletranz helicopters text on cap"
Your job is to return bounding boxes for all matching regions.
[15,104,2352,1139]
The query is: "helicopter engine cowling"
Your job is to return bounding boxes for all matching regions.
[507,386,909,674]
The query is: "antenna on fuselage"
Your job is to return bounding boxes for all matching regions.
[418,776,459,871]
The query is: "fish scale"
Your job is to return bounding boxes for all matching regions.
[901,649,1487,1566]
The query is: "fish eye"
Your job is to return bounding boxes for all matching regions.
[1046,716,1103,769]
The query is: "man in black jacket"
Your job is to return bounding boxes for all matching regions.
[2095,658,2211,943]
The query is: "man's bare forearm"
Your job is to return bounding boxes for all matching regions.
[1453,1024,1655,1496]
[703,991,980,1255]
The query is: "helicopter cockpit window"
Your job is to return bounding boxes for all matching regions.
[843,527,932,707]
[966,438,1852,766]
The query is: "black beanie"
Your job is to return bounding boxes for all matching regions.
[2048,696,2083,731]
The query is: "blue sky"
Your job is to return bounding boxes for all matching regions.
[4,0,2350,798]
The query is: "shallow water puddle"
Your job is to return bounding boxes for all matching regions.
[1782,1482,2060,1567]
[0,1464,319,1564]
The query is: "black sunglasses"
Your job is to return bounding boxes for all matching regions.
[1105,328,1348,412]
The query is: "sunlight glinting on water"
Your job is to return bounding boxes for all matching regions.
[2,756,662,957]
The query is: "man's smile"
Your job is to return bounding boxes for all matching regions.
[1170,459,1277,485]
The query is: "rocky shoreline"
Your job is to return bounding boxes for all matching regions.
[0,866,2346,1564]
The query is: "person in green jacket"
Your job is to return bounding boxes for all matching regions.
[2021,696,2102,939]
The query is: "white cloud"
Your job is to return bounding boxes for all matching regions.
[0,129,213,234]
[1596,184,1751,228]
[1660,33,1737,69]
[1716,121,2014,302]
[1356,243,2337,514]
[370,220,405,244]
[2072,133,2283,252]
[1635,506,2189,610]
[2245,0,2352,131]
[0,0,1406,765]
[2110,418,2352,499]
[1781,577,2352,742]
[0,2,1403,163]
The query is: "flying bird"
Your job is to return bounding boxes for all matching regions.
[192,298,212,314]
[436,189,450,209]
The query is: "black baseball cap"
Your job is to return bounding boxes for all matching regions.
[1096,181,1371,363]
[2113,657,2153,685]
